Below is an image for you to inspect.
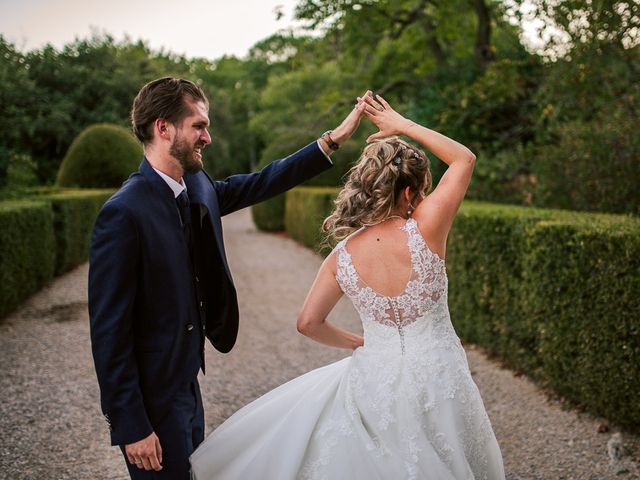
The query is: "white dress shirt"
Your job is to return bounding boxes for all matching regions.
[153,167,187,199]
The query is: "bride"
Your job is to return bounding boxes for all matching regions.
[190,93,506,480]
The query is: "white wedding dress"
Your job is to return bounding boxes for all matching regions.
[190,218,505,480]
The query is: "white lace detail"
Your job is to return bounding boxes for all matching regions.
[335,218,448,354]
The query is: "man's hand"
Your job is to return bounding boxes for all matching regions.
[319,90,371,155]
[125,431,163,471]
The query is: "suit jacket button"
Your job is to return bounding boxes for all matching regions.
[186,324,194,332]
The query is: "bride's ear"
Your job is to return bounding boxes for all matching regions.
[403,186,412,204]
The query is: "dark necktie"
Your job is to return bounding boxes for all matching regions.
[176,190,192,251]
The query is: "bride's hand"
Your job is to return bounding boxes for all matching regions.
[362,94,414,142]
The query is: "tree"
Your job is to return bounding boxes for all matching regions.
[20,34,190,183]
[0,36,37,187]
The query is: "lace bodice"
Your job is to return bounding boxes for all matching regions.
[335,218,454,355]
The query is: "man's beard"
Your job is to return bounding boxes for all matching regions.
[170,136,204,175]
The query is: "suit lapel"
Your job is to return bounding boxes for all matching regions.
[184,172,232,279]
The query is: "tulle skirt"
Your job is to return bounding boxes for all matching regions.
[190,347,505,480]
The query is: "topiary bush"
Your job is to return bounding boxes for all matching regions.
[56,123,142,188]
[522,216,640,431]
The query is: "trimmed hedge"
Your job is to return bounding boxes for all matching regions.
[285,187,339,256]
[519,215,639,429]
[284,187,640,431]
[252,140,363,232]
[0,201,55,318]
[252,194,286,232]
[0,189,114,319]
[447,203,640,419]
[38,189,115,275]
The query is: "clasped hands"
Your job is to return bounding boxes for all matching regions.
[326,90,415,150]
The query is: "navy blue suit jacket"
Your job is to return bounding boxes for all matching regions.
[89,142,331,445]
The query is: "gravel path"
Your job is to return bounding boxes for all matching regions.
[1,207,638,479]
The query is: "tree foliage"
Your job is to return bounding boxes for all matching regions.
[1,0,637,214]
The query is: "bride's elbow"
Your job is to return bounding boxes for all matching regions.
[296,314,313,336]
[297,312,323,337]
[464,149,476,165]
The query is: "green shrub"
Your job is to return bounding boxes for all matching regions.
[252,195,286,232]
[0,200,55,318]
[0,189,114,319]
[252,139,362,232]
[523,216,640,431]
[0,145,10,188]
[531,98,639,215]
[284,187,640,431]
[285,187,339,256]
[448,203,640,431]
[39,189,115,274]
[56,123,142,188]
[250,137,315,232]
[446,203,557,373]
[467,145,537,207]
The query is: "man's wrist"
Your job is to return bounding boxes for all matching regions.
[321,130,340,151]
[318,136,334,157]
[329,126,349,146]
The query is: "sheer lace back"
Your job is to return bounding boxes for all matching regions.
[335,218,448,354]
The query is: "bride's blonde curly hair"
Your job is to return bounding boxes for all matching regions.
[322,137,432,243]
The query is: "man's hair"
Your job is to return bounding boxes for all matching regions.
[131,77,209,144]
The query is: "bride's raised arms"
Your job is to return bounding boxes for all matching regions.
[297,253,364,350]
[362,94,476,257]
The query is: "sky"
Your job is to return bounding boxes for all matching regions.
[1,0,547,60]
[0,0,303,59]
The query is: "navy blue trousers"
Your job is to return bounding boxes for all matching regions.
[120,378,204,479]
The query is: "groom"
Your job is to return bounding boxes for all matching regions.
[89,77,366,479]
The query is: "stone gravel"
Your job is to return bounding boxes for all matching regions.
[0,207,638,479]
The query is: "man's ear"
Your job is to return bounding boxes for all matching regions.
[155,118,171,140]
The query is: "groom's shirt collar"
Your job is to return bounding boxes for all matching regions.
[152,167,186,199]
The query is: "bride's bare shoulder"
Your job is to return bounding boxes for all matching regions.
[321,246,342,276]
